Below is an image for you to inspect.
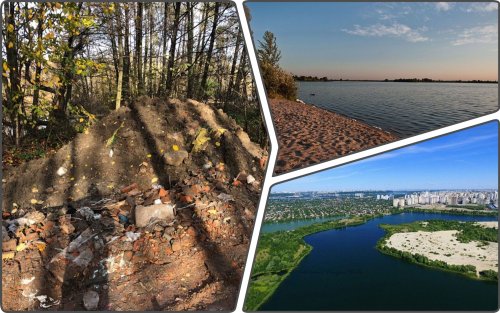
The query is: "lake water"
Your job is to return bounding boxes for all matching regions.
[261,216,343,233]
[298,81,498,137]
[261,212,498,310]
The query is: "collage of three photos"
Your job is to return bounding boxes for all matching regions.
[1,1,498,311]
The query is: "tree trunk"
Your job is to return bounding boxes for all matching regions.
[123,4,131,100]
[199,3,220,100]
[186,3,195,99]
[115,3,124,110]
[225,26,242,109]
[135,2,144,95]
[165,2,181,97]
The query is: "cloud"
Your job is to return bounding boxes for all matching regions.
[452,25,498,46]
[466,2,498,13]
[342,23,429,42]
[435,2,452,11]
[357,133,497,164]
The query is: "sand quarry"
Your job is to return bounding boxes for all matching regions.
[385,222,498,274]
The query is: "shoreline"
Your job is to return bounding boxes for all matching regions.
[245,215,377,311]
[269,98,398,174]
[246,210,497,310]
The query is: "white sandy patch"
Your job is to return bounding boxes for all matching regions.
[476,221,498,229]
[386,230,498,274]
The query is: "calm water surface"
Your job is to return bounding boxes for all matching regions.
[298,81,498,137]
[261,212,498,310]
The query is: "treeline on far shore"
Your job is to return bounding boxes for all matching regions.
[293,75,498,84]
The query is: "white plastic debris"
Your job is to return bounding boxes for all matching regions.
[154,199,162,205]
[246,175,256,184]
[20,277,36,285]
[125,231,141,242]
[109,149,114,158]
[57,166,67,176]
[217,193,234,202]
[203,162,212,169]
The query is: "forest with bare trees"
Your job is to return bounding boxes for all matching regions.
[3,2,264,165]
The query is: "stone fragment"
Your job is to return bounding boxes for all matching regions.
[163,150,188,166]
[246,175,256,184]
[134,204,175,227]
[83,290,99,310]
[57,166,67,176]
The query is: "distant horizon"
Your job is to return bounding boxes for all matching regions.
[292,75,499,82]
[272,188,499,194]
[248,2,498,81]
[272,122,498,192]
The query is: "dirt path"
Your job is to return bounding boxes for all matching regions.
[269,98,398,174]
[2,97,267,311]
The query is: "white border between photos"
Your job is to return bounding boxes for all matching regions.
[233,0,500,311]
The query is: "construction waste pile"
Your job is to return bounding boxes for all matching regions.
[2,98,267,311]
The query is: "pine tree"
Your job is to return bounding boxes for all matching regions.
[257,31,281,66]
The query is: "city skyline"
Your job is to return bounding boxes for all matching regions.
[272,122,498,192]
[248,2,498,81]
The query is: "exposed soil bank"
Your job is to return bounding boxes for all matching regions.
[269,98,398,174]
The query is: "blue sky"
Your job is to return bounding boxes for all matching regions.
[247,2,498,80]
[272,122,498,192]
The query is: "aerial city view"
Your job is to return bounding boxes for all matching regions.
[245,122,498,311]
[248,1,498,173]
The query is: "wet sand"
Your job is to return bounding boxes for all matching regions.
[269,99,398,174]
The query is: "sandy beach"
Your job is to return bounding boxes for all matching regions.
[386,227,498,275]
[269,99,398,174]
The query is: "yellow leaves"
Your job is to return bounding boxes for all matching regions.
[151,177,158,184]
[36,242,46,252]
[3,62,9,73]
[214,128,226,138]
[7,24,14,33]
[215,142,221,147]
[192,128,210,153]
[208,209,218,215]
[30,199,38,204]
[44,32,55,40]
[147,154,152,158]
[67,14,73,20]
[79,118,84,123]
[7,42,13,49]
[16,243,26,252]
[172,145,179,151]
[31,187,39,193]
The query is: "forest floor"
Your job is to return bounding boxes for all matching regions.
[2,97,267,311]
[269,98,398,174]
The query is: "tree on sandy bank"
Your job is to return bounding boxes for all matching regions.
[257,31,296,100]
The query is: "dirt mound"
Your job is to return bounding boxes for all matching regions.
[2,97,267,311]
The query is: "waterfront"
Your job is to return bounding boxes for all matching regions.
[261,216,342,233]
[298,81,498,137]
[260,212,498,311]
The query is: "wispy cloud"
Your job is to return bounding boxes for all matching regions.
[357,133,497,164]
[435,2,452,12]
[452,24,498,46]
[342,22,429,42]
[465,2,498,13]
